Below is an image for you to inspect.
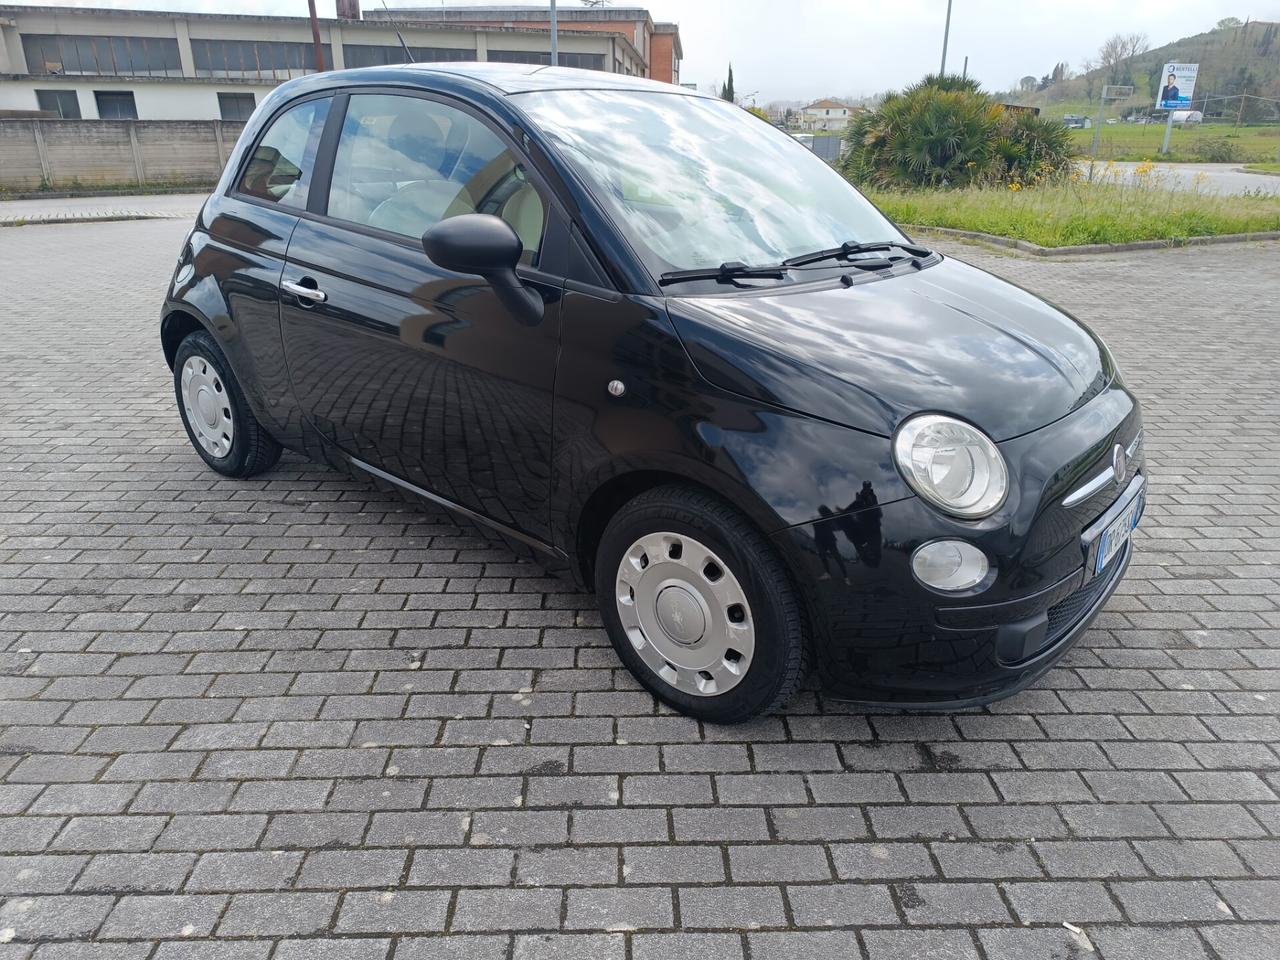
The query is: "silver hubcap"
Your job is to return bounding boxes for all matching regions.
[181,356,234,458]
[615,532,755,697]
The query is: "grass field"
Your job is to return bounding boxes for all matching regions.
[1244,162,1280,174]
[1065,123,1280,162]
[866,168,1280,247]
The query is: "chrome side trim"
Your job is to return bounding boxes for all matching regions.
[1126,429,1143,459]
[1062,465,1116,508]
[1062,430,1144,509]
[346,455,563,558]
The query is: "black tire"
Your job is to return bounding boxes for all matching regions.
[595,484,809,723]
[173,329,282,478]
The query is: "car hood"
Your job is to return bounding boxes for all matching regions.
[667,256,1112,442]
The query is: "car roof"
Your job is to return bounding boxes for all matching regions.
[348,61,710,97]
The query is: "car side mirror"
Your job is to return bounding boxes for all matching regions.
[422,214,543,324]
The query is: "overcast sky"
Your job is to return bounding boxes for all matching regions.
[10,0,1275,100]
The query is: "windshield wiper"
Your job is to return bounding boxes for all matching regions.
[658,261,789,286]
[782,240,933,268]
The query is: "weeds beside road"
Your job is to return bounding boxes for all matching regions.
[868,163,1280,247]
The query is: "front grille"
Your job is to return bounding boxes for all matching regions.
[1043,542,1128,646]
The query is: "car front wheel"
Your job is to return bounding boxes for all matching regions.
[595,484,808,723]
[173,329,282,478]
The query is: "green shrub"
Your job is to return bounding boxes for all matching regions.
[842,75,1073,189]
[992,111,1075,183]
[1192,137,1242,162]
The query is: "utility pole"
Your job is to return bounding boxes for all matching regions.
[307,0,325,73]
[550,0,558,67]
[962,55,968,80]
[939,0,953,74]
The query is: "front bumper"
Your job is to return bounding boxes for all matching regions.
[773,385,1144,708]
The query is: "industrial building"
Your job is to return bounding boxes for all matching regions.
[0,3,679,121]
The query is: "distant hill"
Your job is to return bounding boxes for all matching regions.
[1016,19,1279,121]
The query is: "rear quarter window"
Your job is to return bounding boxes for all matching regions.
[236,97,330,209]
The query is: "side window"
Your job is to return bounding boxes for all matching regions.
[327,94,547,266]
[236,97,330,209]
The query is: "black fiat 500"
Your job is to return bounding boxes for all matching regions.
[162,63,1145,722]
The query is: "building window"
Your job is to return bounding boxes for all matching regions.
[94,91,138,120]
[22,34,181,77]
[488,50,605,70]
[341,44,474,67]
[35,89,81,119]
[217,92,256,121]
[191,39,332,81]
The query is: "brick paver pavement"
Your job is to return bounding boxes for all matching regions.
[0,219,1277,959]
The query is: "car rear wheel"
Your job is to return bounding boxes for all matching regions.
[173,330,281,478]
[595,484,808,723]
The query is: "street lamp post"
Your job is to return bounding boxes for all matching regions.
[550,0,558,67]
[939,0,953,75]
[307,0,325,73]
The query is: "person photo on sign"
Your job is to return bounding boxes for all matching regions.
[1160,72,1179,105]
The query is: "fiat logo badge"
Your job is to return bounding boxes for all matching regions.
[1112,443,1126,486]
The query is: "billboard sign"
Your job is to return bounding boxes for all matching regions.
[1156,63,1198,110]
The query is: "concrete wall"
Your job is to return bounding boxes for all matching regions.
[0,118,245,191]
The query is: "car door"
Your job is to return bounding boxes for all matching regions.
[195,94,331,439]
[279,90,563,544]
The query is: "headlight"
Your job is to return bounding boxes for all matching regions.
[893,414,1008,519]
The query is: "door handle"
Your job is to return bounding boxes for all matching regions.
[282,278,327,303]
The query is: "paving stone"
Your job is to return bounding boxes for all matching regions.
[3,224,1278,955]
[409,847,514,887]
[516,846,617,886]
[677,885,786,928]
[512,934,625,960]
[563,886,674,930]
[217,892,337,936]
[100,894,227,939]
[622,845,722,885]
[785,883,897,926]
[449,889,561,932]
[632,933,744,960]
[897,882,1011,925]
[748,931,861,960]
[0,894,114,942]
[76,853,195,893]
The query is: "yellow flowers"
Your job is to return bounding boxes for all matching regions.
[1007,181,1023,191]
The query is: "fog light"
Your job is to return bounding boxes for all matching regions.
[911,540,990,592]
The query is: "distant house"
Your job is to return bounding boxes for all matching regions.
[800,98,854,132]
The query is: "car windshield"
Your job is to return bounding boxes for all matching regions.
[515,89,905,279]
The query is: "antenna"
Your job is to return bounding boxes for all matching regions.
[379,0,415,63]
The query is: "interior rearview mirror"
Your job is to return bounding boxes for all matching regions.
[422,214,543,324]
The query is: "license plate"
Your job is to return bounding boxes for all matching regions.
[1094,493,1143,575]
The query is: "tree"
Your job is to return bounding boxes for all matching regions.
[1098,32,1149,84]
[720,63,735,103]
[918,72,982,93]
[1079,58,1099,101]
[1217,16,1243,30]
[1019,75,1038,93]
[745,105,771,122]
